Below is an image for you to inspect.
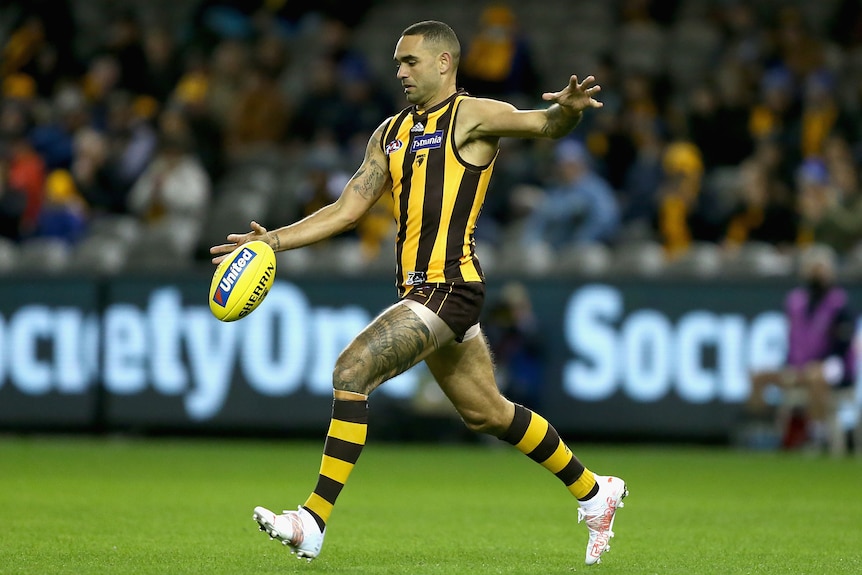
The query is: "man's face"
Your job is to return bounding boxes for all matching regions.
[393,35,440,105]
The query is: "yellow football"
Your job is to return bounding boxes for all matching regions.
[209,240,276,322]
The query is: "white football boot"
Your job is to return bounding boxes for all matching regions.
[253,506,326,561]
[577,475,628,565]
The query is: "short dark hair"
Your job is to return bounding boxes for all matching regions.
[401,20,461,64]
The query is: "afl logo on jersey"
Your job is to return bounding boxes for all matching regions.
[385,139,403,155]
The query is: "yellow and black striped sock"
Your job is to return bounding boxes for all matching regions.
[499,404,599,501]
[302,396,368,531]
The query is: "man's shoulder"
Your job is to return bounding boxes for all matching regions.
[455,93,505,113]
[373,114,404,149]
[452,94,514,143]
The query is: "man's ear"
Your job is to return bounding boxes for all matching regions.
[439,52,452,74]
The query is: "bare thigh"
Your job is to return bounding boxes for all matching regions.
[424,332,515,436]
[333,302,436,395]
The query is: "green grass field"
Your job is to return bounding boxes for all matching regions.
[0,436,859,575]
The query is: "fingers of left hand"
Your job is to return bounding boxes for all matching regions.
[210,243,236,254]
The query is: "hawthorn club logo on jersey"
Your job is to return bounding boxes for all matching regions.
[410,130,444,153]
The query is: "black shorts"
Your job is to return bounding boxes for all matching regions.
[401,282,485,342]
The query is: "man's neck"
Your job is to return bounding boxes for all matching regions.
[415,86,458,113]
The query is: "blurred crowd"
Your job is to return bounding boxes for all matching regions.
[2,0,862,274]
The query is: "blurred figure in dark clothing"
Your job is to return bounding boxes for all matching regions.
[142,26,183,103]
[687,68,754,170]
[722,159,798,253]
[0,153,27,241]
[72,128,126,216]
[484,282,545,411]
[225,60,291,158]
[619,119,665,228]
[103,11,150,96]
[1,2,80,97]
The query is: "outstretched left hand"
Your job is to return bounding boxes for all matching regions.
[542,75,603,115]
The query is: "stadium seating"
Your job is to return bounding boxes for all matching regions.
[16,237,71,275]
[0,237,18,275]
[69,233,128,275]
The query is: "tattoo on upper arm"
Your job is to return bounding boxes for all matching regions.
[542,105,582,139]
[333,305,433,394]
[350,159,387,200]
[350,128,390,201]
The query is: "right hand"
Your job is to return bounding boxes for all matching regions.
[209,220,270,264]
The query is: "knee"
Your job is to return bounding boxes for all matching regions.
[332,350,367,395]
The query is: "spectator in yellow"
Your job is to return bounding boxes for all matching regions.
[2,73,36,101]
[1,17,44,77]
[800,70,843,160]
[749,67,795,143]
[34,169,89,245]
[657,141,704,259]
[460,4,539,99]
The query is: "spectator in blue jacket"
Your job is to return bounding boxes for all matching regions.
[521,139,620,250]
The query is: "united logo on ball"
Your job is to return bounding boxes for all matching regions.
[209,240,276,322]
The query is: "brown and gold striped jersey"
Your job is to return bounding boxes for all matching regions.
[381,90,497,296]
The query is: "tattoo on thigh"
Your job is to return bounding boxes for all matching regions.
[335,305,433,394]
